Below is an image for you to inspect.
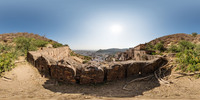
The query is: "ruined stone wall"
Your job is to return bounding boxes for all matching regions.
[27,47,168,84]
[115,44,157,61]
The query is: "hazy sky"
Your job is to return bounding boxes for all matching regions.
[0,0,200,50]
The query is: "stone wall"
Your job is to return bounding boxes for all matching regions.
[27,46,168,84]
[114,44,156,61]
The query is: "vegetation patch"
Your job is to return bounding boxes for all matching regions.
[70,51,92,63]
[0,36,63,75]
[175,41,200,72]
[0,44,18,74]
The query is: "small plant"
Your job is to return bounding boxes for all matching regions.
[82,60,89,64]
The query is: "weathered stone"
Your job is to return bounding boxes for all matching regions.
[80,64,104,84]
[27,45,168,84]
[27,51,41,66]
[27,52,35,66]
[51,64,76,83]
[106,63,126,81]
[35,56,51,77]
[126,62,146,77]
[142,57,168,75]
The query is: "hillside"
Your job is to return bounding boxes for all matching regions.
[148,33,199,47]
[96,48,127,54]
[0,32,91,75]
[1,32,200,99]
[0,32,56,43]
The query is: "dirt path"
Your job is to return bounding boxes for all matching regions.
[0,58,200,100]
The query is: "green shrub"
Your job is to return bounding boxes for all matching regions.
[14,37,50,55]
[14,37,32,54]
[82,60,89,64]
[168,44,180,53]
[32,39,48,47]
[195,44,200,54]
[192,32,198,37]
[52,42,63,48]
[178,40,195,51]
[83,56,92,61]
[0,44,18,74]
[176,49,200,72]
[154,42,165,52]
[145,43,154,51]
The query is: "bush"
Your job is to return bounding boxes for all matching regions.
[172,41,200,72]
[0,44,18,74]
[168,44,180,53]
[145,43,154,51]
[14,37,32,54]
[52,42,63,48]
[154,42,165,52]
[178,40,195,51]
[192,32,198,37]
[195,44,200,54]
[70,51,92,61]
[32,39,48,47]
[14,37,50,55]
[176,47,200,72]
[82,60,89,64]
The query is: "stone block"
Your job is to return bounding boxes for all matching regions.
[106,63,126,81]
[142,57,167,75]
[80,66,104,84]
[51,64,76,84]
[126,62,146,77]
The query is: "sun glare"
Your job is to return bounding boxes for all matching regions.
[110,24,123,33]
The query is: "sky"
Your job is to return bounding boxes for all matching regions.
[0,0,200,50]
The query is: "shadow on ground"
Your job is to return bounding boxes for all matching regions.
[42,75,160,97]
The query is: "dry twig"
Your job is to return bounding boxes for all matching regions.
[122,74,154,91]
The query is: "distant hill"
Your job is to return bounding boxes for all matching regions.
[96,48,127,55]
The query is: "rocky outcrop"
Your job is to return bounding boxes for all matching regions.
[27,46,168,84]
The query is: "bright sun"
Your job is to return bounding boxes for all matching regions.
[110,24,123,33]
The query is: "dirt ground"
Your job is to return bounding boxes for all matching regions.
[0,58,200,100]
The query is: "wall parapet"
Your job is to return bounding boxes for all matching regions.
[27,47,168,84]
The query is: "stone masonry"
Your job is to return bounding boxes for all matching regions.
[27,46,168,84]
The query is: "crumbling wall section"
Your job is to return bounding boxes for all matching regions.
[27,47,168,84]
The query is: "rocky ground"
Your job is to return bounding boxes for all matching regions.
[0,57,200,100]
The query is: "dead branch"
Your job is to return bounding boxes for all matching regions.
[122,74,154,91]
[123,60,172,91]
[174,72,200,76]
